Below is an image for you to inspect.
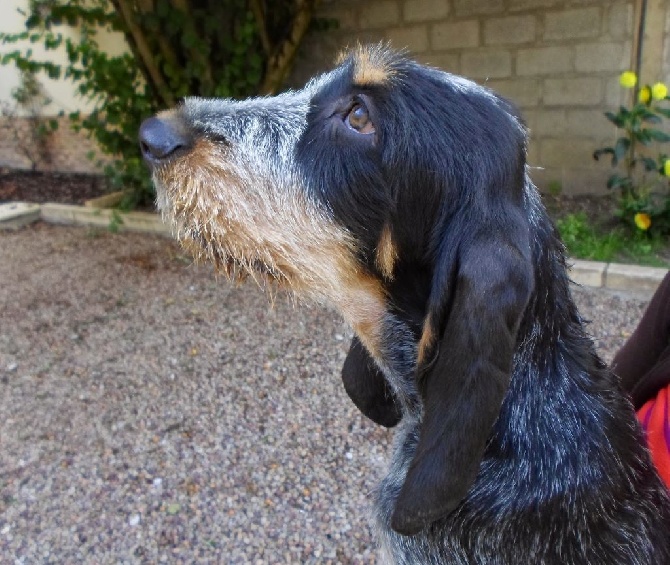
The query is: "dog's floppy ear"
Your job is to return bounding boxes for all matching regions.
[390,209,534,535]
[342,337,402,428]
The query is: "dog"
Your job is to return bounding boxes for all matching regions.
[139,45,670,564]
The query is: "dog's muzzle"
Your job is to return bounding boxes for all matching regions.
[139,116,191,165]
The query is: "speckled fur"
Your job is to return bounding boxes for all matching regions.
[144,46,670,564]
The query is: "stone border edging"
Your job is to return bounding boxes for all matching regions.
[0,202,41,229]
[1,201,667,295]
[40,203,171,236]
[567,259,667,295]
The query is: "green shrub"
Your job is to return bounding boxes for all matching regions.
[1,0,325,208]
[557,213,622,262]
[557,212,668,267]
[594,71,670,237]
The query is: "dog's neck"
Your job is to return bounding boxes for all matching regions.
[486,185,635,492]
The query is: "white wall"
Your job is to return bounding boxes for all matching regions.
[0,0,128,116]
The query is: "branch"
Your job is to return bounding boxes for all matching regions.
[110,0,175,107]
[260,0,321,95]
[133,0,183,91]
[250,0,272,56]
[107,0,153,92]
[169,0,189,13]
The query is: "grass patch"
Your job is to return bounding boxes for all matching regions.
[556,212,669,268]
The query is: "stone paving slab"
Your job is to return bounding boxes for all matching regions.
[83,190,125,209]
[0,202,41,230]
[566,260,667,295]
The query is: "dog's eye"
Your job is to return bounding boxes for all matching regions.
[345,102,375,135]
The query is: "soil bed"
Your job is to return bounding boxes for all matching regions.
[543,193,619,225]
[0,169,108,205]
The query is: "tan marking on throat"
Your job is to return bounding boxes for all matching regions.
[339,271,387,361]
[417,315,434,366]
[375,224,398,280]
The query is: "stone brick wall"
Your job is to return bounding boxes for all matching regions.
[0,115,101,174]
[292,0,670,195]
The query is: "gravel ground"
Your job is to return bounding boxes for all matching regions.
[0,223,653,564]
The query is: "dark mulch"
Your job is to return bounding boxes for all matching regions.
[0,169,108,205]
[543,193,629,236]
[543,193,619,224]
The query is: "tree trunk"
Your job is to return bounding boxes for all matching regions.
[109,0,176,107]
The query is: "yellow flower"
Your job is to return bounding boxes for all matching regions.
[638,86,651,104]
[619,71,637,88]
[651,82,668,100]
[664,159,670,177]
[634,213,651,231]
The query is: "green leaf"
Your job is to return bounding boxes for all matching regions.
[607,174,626,189]
[647,129,670,143]
[634,129,653,146]
[613,137,630,166]
[640,110,662,124]
[25,14,41,29]
[640,157,658,172]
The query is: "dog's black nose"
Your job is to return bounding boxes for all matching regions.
[139,117,189,162]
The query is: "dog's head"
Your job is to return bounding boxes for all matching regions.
[140,45,535,535]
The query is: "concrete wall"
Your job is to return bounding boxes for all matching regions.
[2,0,670,193]
[0,0,126,173]
[0,0,127,114]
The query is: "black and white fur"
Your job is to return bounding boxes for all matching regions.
[140,46,670,564]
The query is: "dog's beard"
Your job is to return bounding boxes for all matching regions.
[151,139,357,298]
[154,170,297,291]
